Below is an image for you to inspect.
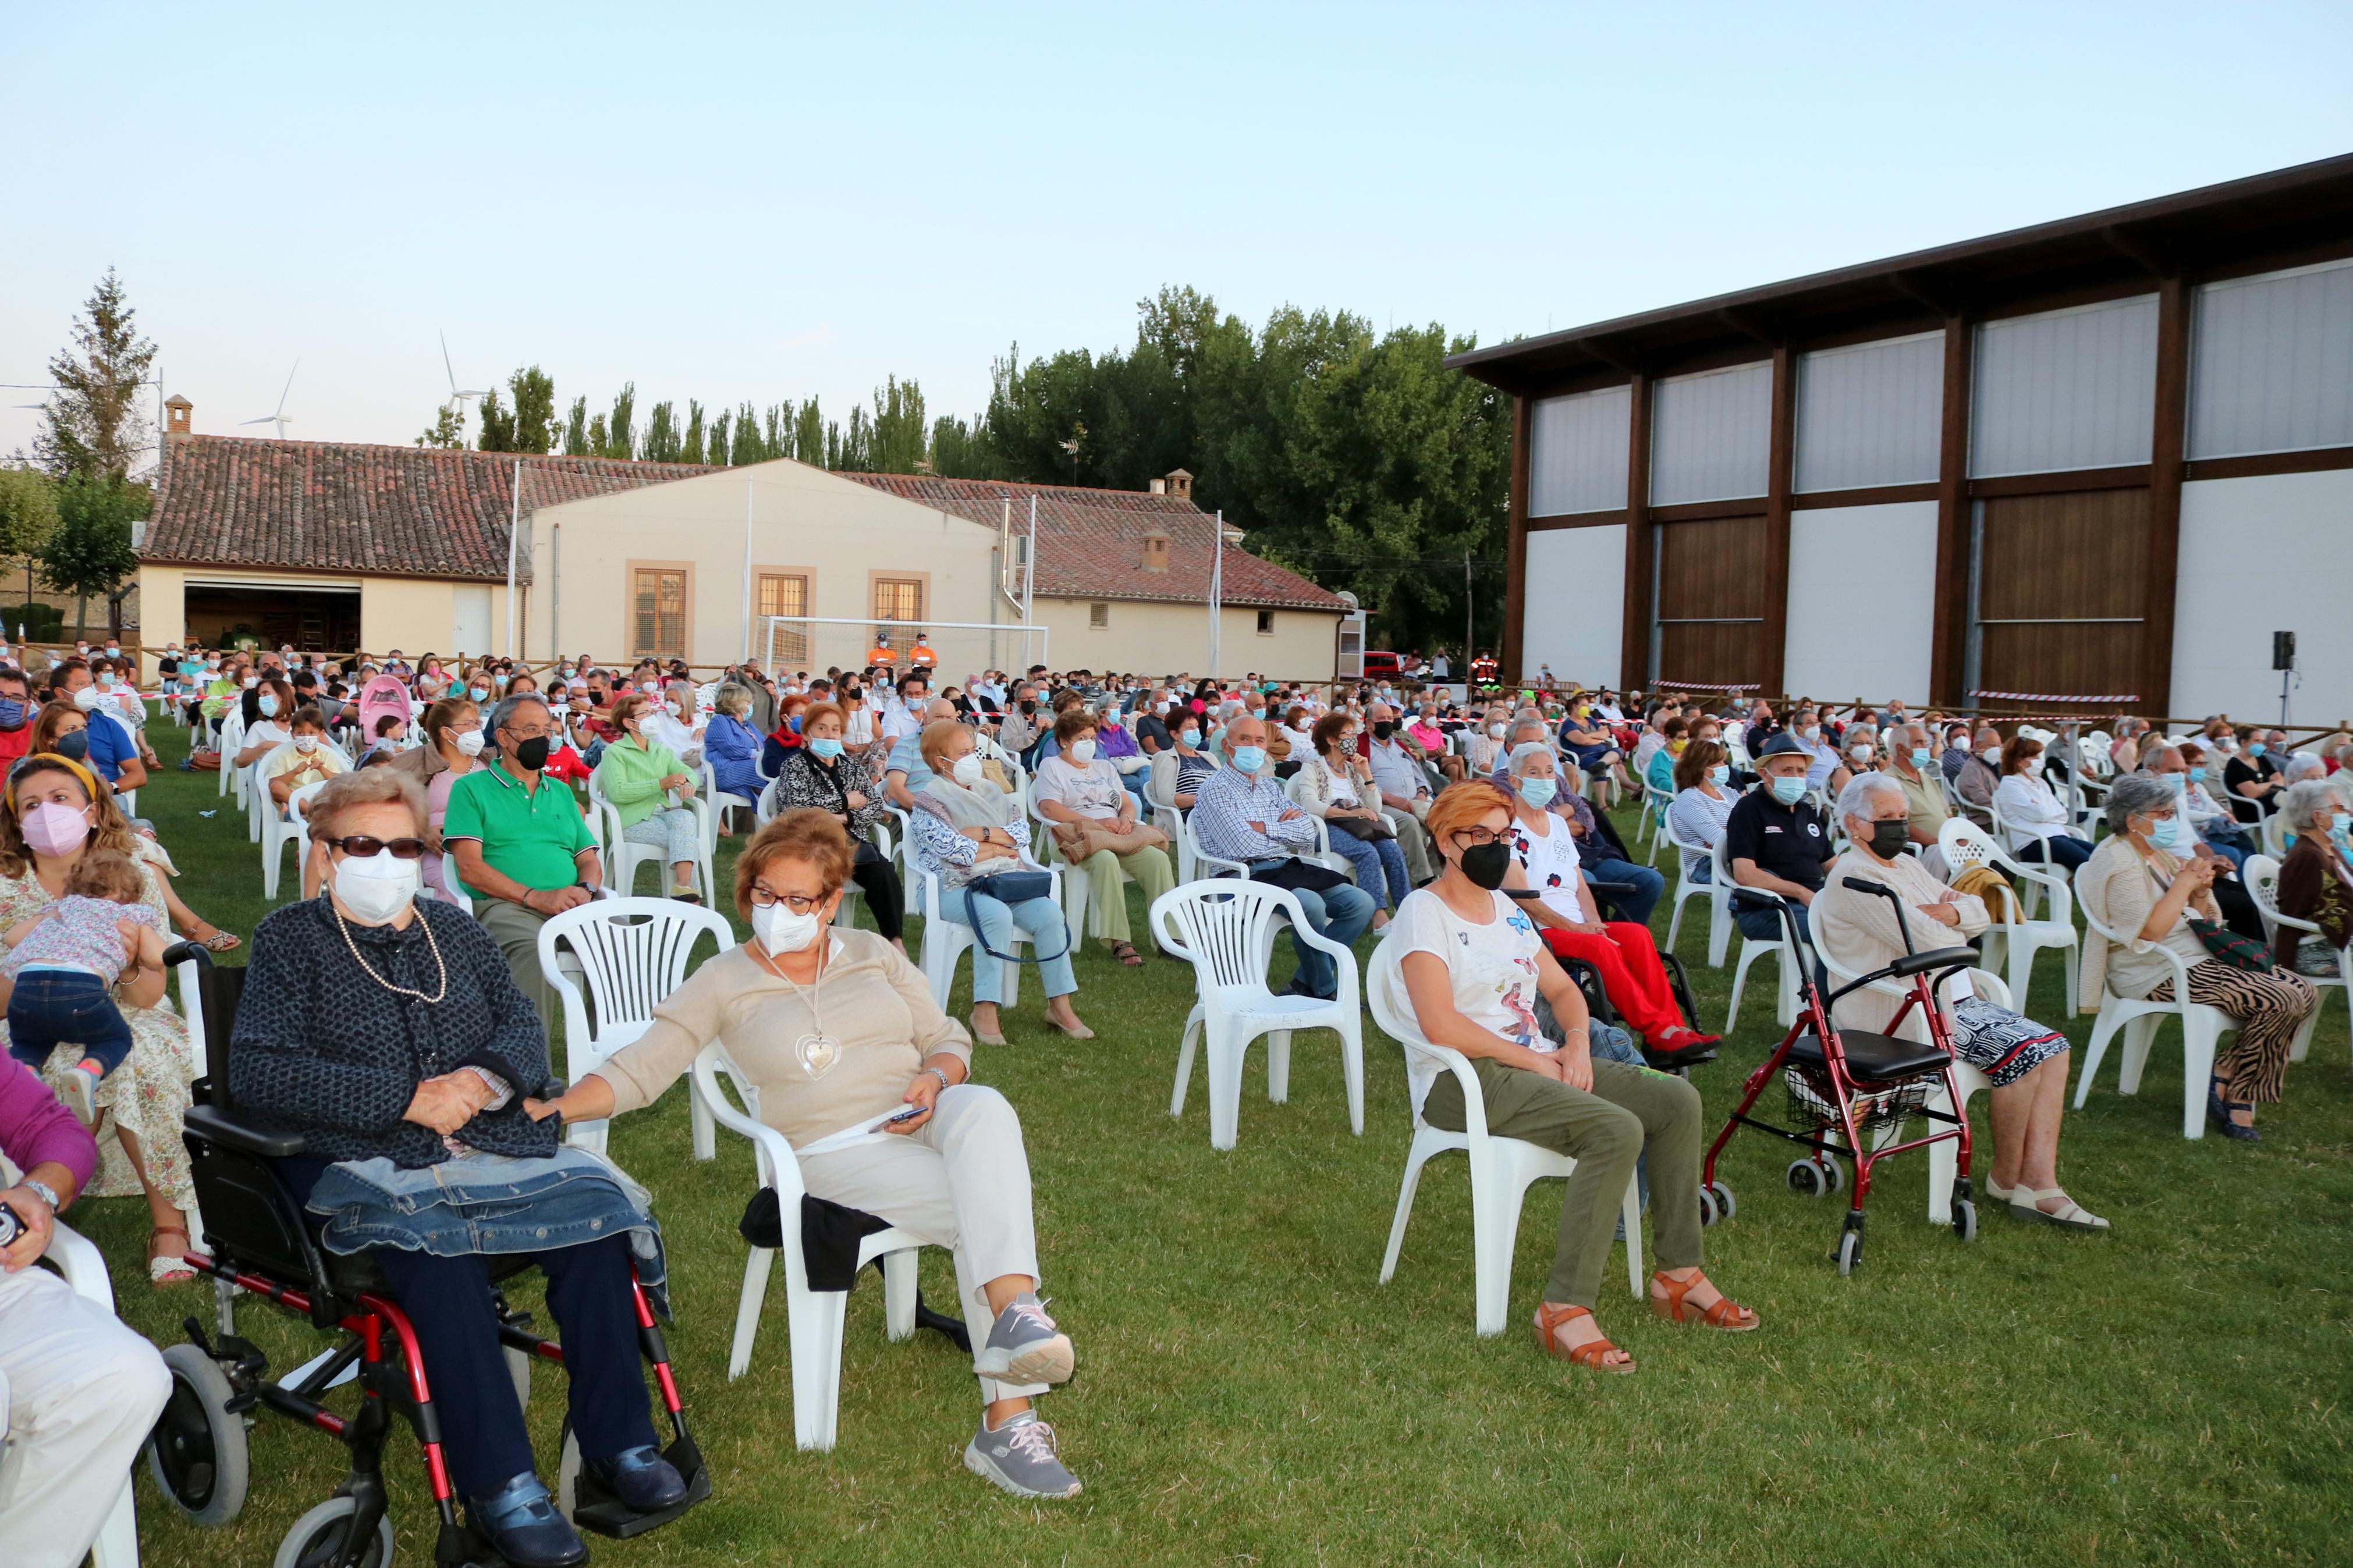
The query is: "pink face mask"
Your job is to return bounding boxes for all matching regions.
[21,801,93,858]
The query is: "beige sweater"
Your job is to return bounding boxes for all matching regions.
[2076,835,2214,1011]
[593,929,971,1149]
[1811,850,1990,1036]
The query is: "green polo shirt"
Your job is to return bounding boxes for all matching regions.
[441,762,596,898]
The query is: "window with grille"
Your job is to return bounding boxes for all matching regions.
[760,573,809,662]
[1257,610,1275,635]
[633,568,686,660]
[1088,602,1109,628]
[874,577,923,627]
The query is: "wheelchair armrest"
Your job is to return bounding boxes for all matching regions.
[1729,887,1783,911]
[184,1102,309,1159]
[1586,879,1638,897]
[1886,945,1980,978]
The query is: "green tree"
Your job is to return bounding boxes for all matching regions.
[641,400,681,463]
[604,385,637,459]
[416,404,466,449]
[0,469,61,567]
[36,269,158,479]
[562,397,590,456]
[475,389,513,452]
[40,471,144,637]
[681,400,707,464]
[705,407,730,467]
[792,400,825,467]
[505,367,557,454]
[587,414,611,456]
[868,376,928,475]
[929,413,994,478]
[761,404,788,463]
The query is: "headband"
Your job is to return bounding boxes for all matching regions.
[7,752,105,815]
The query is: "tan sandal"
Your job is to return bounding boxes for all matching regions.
[1534,1302,1635,1374]
[1650,1270,1759,1331]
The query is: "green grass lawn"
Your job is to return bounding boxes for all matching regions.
[80,721,2353,1566]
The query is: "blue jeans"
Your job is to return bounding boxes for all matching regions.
[1584,855,1664,926]
[1327,827,1410,911]
[2018,834,2093,872]
[943,889,1077,1004]
[1248,863,1376,999]
[6,970,134,1078]
[1735,898,1811,946]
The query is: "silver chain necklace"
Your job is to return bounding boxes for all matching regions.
[754,936,839,1078]
[332,902,448,1004]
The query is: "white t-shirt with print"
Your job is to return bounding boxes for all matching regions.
[1508,809,1588,926]
[1378,887,1549,1108]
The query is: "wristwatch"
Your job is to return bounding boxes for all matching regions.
[20,1177,61,1211]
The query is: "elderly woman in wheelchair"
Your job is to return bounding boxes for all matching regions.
[528,807,1088,1500]
[183,767,699,1568]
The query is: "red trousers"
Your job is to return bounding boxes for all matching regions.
[1540,925,1683,1039]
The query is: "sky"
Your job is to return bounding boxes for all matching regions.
[3,1,2348,469]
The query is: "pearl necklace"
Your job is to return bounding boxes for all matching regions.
[332,903,448,1004]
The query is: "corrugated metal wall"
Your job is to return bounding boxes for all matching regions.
[1970,294,2159,476]
[1650,361,1772,504]
[1527,384,1631,516]
[1794,331,1943,492]
[2189,257,2353,459]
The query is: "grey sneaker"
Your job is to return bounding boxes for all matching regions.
[963,1410,1082,1499]
[973,1293,1074,1385]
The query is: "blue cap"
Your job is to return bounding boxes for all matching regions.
[1754,732,1810,760]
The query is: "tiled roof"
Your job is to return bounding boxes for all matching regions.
[841,474,1347,611]
[142,434,717,581]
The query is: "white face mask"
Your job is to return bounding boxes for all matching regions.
[2024,756,2046,777]
[1850,744,1872,763]
[294,735,319,753]
[1979,746,2001,766]
[333,850,420,926]
[1488,723,1506,739]
[453,728,485,758]
[951,752,985,786]
[1068,738,1097,766]
[753,901,823,955]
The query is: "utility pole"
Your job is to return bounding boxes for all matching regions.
[1464,549,1474,677]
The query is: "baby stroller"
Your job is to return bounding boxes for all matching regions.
[145,945,709,1566]
[1700,882,1981,1275]
[353,673,415,745]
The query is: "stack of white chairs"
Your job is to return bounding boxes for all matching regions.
[1368,940,1642,1334]
[1151,881,1363,1151]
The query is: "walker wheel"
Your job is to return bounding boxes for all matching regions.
[1697,1188,1719,1228]
[1953,1199,1978,1243]
[1835,1231,1864,1277]
[1705,1180,1736,1220]
[1821,1156,1846,1193]
[1786,1159,1825,1197]
[147,1342,250,1526]
[273,1496,394,1568]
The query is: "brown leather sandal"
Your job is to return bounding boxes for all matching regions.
[1650,1270,1759,1331]
[1534,1302,1635,1374]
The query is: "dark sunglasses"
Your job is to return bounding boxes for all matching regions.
[326,835,427,860]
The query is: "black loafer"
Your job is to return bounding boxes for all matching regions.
[467,1472,587,1567]
[585,1445,687,1511]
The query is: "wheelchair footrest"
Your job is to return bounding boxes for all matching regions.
[572,1447,711,1540]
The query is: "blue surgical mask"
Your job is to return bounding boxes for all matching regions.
[1910,748,1931,767]
[2167,773,2187,794]
[2334,812,2351,836]
[1229,745,1267,775]
[2189,765,2208,783]
[1517,776,1557,808]
[1769,774,1807,805]
[1179,728,1201,747]
[808,737,844,760]
[1708,764,1730,785]
[258,694,279,717]
[2247,742,2267,759]
[2146,813,2184,850]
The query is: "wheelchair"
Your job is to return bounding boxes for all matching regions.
[1523,875,1715,1073]
[144,945,710,1567]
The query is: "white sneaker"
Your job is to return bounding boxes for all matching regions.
[62,1065,101,1123]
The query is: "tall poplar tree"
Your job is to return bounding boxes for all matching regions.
[36,270,158,479]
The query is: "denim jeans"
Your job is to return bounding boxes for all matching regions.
[1247,863,1375,998]
[6,970,134,1078]
[2017,834,2094,873]
[942,889,1077,1004]
[1584,854,1664,926]
[1326,827,1410,910]
[1734,898,1811,946]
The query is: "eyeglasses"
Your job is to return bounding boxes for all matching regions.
[1447,827,1508,849]
[327,835,427,859]
[748,887,828,913]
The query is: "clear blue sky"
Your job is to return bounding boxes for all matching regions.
[4,1,2348,467]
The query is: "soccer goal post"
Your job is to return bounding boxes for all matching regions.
[757,617,1050,681]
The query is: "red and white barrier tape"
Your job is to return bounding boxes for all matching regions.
[1656,678,1762,692]
[1967,690,2139,704]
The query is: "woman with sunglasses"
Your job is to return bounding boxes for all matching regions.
[0,753,200,1283]
[528,807,1088,1501]
[1376,781,1757,1376]
[231,768,684,1565]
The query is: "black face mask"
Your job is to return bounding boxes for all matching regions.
[1458,840,1512,891]
[1019,699,1037,715]
[510,735,552,771]
[1866,819,1911,859]
[55,730,90,762]
[1372,720,1396,741]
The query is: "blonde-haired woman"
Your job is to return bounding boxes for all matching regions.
[704,683,766,833]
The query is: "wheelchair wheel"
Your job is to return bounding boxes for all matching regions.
[274,1496,394,1568]
[147,1343,249,1526]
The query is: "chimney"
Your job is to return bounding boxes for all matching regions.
[165,394,193,444]
[1148,477,1165,495]
[1142,532,1170,573]
[1164,468,1193,501]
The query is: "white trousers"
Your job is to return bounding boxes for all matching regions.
[0,1263,171,1568]
[797,1085,1048,1405]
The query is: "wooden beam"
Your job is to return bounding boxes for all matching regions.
[1890,269,1960,318]
[2142,273,2191,719]
[1967,464,2153,498]
[1620,372,1654,690]
[2100,222,2178,279]
[1716,307,1779,349]
[1761,343,1797,696]
[1504,393,1531,684]
[1927,315,1973,705]
[1581,336,1644,378]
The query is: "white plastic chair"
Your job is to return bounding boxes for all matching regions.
[535,898,734,1158]
[2244,852,2343,1062]
[2072,886,2237,1138]
[1150,881,1364,1151]
[686,1049,925,1447]
[1937,818,2080,1015]
[243,740,294,844]
[917,863,1064,1010]
[215,711,244,799]
[1661,811,1724,964]
[1367,941,1642,1335]
[1030,790,1141,941]
[700,758,758,844]
[261,779,328,901]
[40,1215,143,1566]
[1715,833,1798,1033]
[1638,779,1675,864]
[587,770,714,900]
[1280,771,1354,878]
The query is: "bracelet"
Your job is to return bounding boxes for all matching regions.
[921,1065,952,1092]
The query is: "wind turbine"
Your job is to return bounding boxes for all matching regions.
[242,362,299,438]
[441,331,489,422]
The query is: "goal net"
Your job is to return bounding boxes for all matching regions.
[757,617,1049,682]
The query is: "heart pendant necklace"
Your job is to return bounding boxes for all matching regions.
[758,939,839,1079]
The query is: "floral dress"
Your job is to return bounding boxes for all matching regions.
[0,861,200,1211]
